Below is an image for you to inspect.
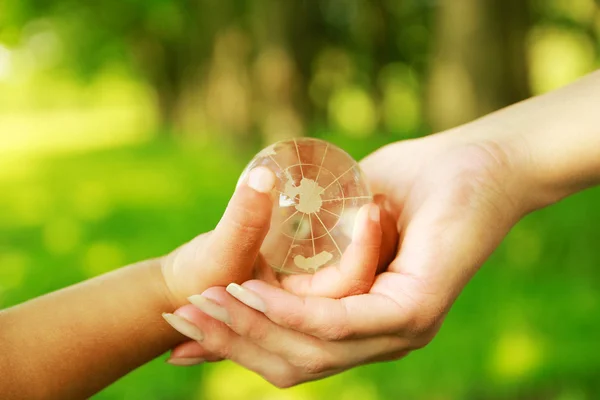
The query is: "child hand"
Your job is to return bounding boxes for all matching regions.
[160,166,277,308]
[163,194,399,368]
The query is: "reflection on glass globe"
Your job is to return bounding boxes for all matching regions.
[239,137,372,274]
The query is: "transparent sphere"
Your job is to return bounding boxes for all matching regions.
[240,138,372,274]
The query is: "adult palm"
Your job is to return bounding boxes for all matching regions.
[168,129,529,387]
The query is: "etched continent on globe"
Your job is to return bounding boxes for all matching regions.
[239,138,372,274]
[283,178,325,214]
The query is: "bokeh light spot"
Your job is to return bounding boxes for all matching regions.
[378,63,421,135]
[82,241,124,277]
[72,182,111,221]
[203,362,314,400]
[0,251,29,292]
[490,330,544,381]
[328,85,376,138]
[43,217,81,255]
[0,44,12,80]
[546,0,597,25]
[528,27,596,94]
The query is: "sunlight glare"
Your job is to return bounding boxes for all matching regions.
[0,45,12,81]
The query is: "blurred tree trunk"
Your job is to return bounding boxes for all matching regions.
[140,0,306,144]
[132,0,245,136]
[426,0,531,131]
[288,0,327,127]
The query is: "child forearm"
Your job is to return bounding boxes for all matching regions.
[0,259,181,399]
[0,169,276,399]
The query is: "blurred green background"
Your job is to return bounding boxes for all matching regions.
[1,0,600,399]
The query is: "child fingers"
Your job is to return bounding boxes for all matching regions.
[207,166,276,282]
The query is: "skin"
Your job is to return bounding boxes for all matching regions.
[169,70,600,387]
[2,69,598,397]
[1,167,384,399]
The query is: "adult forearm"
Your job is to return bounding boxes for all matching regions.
[0,259,181,399]
[465,70,600,209]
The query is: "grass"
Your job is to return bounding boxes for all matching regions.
[1,136,599,399]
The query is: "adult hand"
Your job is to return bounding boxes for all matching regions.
[160,163,396,310]
[169,70,600,386]
[165,126,535,385]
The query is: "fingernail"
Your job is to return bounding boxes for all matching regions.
[226,283,266,313]
[247,166,276,194]
[368,203,380,222]
[352,205,368,242]
[352,204,380,242]
[188,295,231,325]
[162,313,204,342]
[166,357,205,366]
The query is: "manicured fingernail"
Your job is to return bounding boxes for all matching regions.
[226,283,266,313]
[188,295,231,325]
[352,206,366,242]
[162,313,204,342]
[247,166,276,194]
[166,357,205,366]
[352,204,380,242]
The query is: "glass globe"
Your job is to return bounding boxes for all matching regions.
[239,138,372,274]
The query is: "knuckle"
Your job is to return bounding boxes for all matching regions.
[316,307,352,340]
[410,333,435,350]
[244,321,269,343]
[375,349,410,363]
[202,328,232,358]
[317,324,352,341]
[209,339,232,359]
[266,365,298,389]
[227,308,271,343]
[343,278,372,297]
[299,355,332,375]
[229,313,251,335]
[402,306,443,346]
[309,302,352,340]
[394,276,445,344]
[288,347,334,374]
[408,314,433,337]
[270,377,296,389]
[279,309,305,330]
[276,300,352,341]
[227,202,268,233]
[225,223,262,254]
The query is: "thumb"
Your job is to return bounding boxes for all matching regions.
[204,166,276,284]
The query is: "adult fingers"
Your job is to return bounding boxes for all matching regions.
[280,195,398,298]
[189,287,408,375]
[335,203,381,294]
[280,203,382,298]
[164,304,298,388]
[373,194,399,272]
[226,276,415,341]
[168,340,223,366]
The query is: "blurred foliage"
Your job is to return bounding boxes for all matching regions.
[1,0,600,399]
